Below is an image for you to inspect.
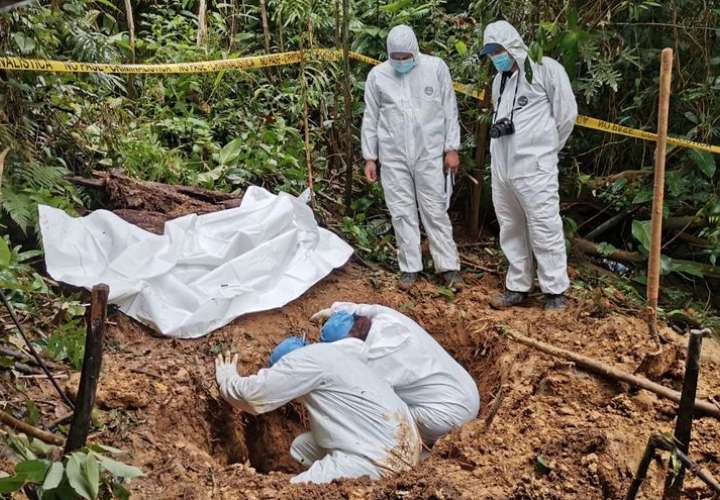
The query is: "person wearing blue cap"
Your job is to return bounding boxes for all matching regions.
[313,305,480,447]
[214,335,421,484]
[479,20,578,310]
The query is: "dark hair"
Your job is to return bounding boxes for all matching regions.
[348,316,372,341]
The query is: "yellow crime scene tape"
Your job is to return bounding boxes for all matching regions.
[1,49,719,155]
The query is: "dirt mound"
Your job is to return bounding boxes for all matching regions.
[43,264,720,498]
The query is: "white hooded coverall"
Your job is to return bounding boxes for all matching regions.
[216,342,421,484]
[361,25,461,273]
[329,302,480,444]
[484,21,578,295]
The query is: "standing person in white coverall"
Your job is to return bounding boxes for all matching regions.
[214,336,421,484]
[361,24,463,290]
[480,20,578,310]
[312,304,480,446]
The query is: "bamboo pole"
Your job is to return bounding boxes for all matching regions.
[646,48,673,340]
[498,326,720,419]
[65,284,109,453]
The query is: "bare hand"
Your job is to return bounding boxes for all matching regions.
[444,151,460,175]
[364,160,378,182]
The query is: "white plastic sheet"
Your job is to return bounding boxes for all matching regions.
[39,186,353,338]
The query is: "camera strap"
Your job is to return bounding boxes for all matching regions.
[493,70,521,123]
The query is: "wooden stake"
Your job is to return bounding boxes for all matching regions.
[341,0,353,213]
[65,284,109,453]
[663,329,706,498]
[626,431,720,499]
[497,326,720,419]
[626,432,660,500]
[646,48,673,340]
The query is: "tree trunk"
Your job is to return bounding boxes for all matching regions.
[259,0,271,53]
[341,0,353,213]
[466,85,490,239]
[123,0,136,98]
[197,0,208,47]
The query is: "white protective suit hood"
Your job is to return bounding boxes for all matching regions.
[484,20,578,296]
[360,25,461,273]
[482,20,528,66]
[387,24,419,59]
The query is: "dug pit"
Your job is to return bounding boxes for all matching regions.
[206,400,306,474]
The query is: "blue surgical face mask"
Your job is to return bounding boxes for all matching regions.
[490,51,513,73]
[391,57,416,74]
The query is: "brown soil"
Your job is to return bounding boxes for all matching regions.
[9,264,720,499]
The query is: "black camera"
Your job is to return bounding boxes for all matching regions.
[489,117,515,139]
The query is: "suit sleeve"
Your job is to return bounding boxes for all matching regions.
[217,355,323,415]
[544,58,578,150]
[438,60,461,152]
[361,71,380,161]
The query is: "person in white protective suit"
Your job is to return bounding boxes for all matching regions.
[312,304,480,446]
[361,24,463,290]
[214,336,421,484]
[480,20,578,310]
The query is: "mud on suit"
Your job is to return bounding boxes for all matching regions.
[329,302,480,445]
[485,21,578,295]
[361,25,461,273]
[215,341,421,484]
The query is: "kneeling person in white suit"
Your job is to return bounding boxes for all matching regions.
[314,304,480,445]
[214,336,421,484]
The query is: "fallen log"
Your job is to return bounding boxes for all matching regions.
[67,169,241,219]
[572,237,645,263]
[0,409,64,446]
[586,169,651,189]
[66,170,243,233]
[497,326,720,419]
[571,238,720,278]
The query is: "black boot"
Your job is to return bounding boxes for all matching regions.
[442,271,464,289]
[489,290,528,309]
[398,272,418,290]
[544,293,566,310]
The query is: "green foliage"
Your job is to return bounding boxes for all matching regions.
[0,237,49,310]
[0,433,143,499]
[43,318,87,370]
[1,0,719,326]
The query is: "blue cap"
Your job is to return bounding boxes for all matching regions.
[320,311,355,343]
[269,336,308,366]
[479,43,502,57]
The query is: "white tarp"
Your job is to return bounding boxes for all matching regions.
[39,186,353,338]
